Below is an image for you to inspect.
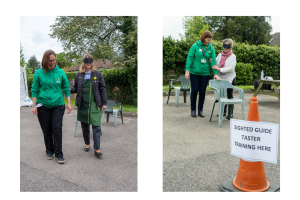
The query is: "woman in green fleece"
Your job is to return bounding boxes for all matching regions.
[185,31,221,118]
[31,50,72,164]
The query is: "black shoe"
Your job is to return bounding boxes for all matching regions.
[191,111,196,117]
[198,110,205,117]
[95,151,102,158]
[227,114,233,120]
[217,113,226,117]
[84,146,90,152]
[56,157,65,164]
[46,153,53,160]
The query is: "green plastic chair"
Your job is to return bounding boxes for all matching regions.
[209,80,245,128]
[167,75,191,106]
[102,100,123,127]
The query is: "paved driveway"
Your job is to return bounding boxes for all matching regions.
[20,107,137,192]
[163,93,280,192]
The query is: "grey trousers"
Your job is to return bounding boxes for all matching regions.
[81,122,101,150]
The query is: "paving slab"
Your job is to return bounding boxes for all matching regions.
[20,107,137,192]
[163,93,280,192]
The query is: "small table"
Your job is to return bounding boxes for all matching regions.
[251,80,280,102]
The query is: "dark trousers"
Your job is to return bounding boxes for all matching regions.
[224,77,236,114]
[81,122,101,150]
[37,104,65,158]
[190,74,210,111]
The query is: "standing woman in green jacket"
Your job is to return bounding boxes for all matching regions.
[32,50,72,164]
[185,31,221,118]
[71,54,107,158]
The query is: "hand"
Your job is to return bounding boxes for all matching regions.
[67,103,72,114]
[209,58,212,62]
[212,65,220,71]
[185,71,190,80]
[32,106,38,115]
[214,75,221,81]
[102,105,107,111]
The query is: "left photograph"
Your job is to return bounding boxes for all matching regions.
[20,16,137,192]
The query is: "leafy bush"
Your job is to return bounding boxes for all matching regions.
[163,36,280,85]
[27,67,137,106]
[235,63,253,85]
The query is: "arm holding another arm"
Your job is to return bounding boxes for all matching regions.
[219,55,236,73]
[62,73,72,114]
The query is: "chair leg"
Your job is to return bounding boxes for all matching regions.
[107,113,109,123]
[113,111,117,127]
[175,88,180,107]
[183,91,187,103]
[241,102,245,120]
[102,112,105,126]
[167,89,171,104]
[218,102,225,128]
[210,100,216,122]
[74,119,78,137]
[120,111,123,124]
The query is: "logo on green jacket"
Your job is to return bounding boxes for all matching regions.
[208,51,211,53]
[56,78,60,83]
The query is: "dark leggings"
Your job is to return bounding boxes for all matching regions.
[190,74,210,111]
[37,104,65,158]
[224,77,236,114]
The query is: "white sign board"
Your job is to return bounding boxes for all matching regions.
[230,119,279,164]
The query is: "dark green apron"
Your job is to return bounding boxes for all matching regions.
[77,79,102,126]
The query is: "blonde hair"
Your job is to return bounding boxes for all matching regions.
[79,54,97,73]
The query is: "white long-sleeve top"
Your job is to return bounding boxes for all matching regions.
[215,53,236,83]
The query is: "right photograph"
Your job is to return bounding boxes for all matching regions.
[163,16,280,192]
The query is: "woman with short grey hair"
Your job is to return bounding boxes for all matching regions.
[212,38,237,118]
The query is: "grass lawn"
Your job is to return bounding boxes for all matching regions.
[63,98,137,113]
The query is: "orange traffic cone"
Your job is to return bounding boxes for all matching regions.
[232,97,270,192]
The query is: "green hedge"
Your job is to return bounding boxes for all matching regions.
[163,36,280,85]
[27,67,137,106]
[235,63,253,85]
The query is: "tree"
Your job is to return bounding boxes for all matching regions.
[20,43,27,68]
[49,16,137,68]
[203,16,273,45]
[20,44,32,75]
[180,16,210,42]
[56,52,73,69]
[27,55,41,73]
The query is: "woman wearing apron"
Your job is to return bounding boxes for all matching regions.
[71,54,107,158]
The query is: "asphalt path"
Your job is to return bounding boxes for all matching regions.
[163,93,280,192]
[20,107,137,192]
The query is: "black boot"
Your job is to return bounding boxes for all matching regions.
[191,111,196,117]
[198,110,205,117]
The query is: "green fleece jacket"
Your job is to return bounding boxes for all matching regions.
[31,65,70,108]
[185,40,218,76]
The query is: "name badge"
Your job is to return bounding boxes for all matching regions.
[37,103,42,108]
[201,59,206,63]
[199,49,202,52]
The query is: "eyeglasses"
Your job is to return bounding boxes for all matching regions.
[49,59,56,63]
